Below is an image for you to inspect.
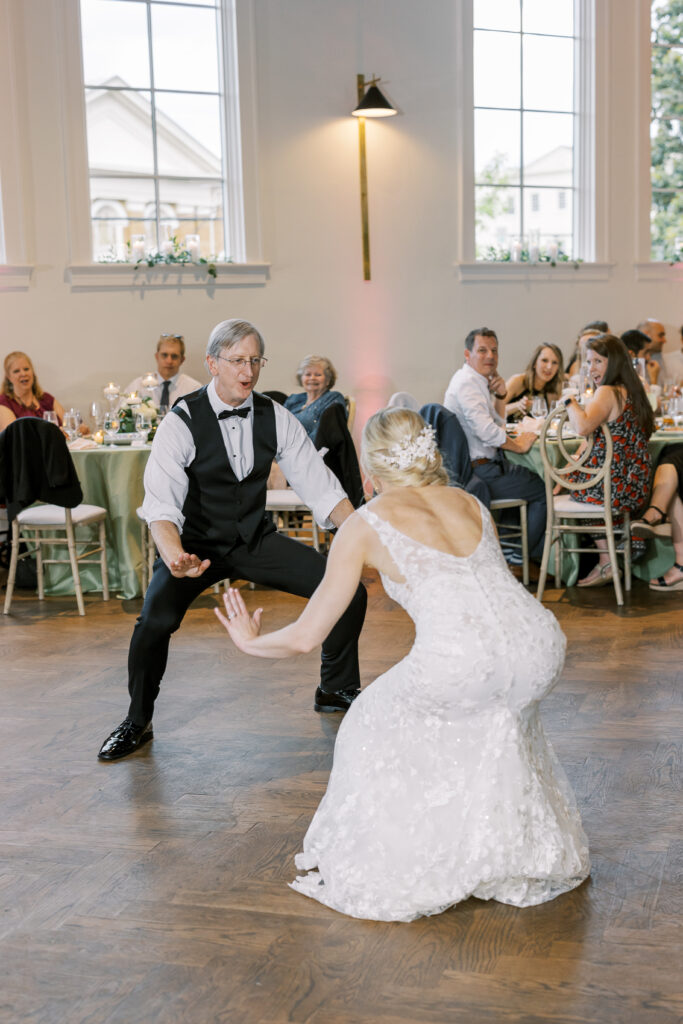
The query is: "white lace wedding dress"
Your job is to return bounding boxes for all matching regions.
[290,502,590,922]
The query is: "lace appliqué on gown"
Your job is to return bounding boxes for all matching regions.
[290,502,590,922]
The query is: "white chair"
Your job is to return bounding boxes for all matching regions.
[490,498,529,585]
[4,503,109,616]
[265,489,328,552]
[536,407,631,606]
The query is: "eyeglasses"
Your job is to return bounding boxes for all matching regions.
[217,356,267,370]
[160,333,184,341]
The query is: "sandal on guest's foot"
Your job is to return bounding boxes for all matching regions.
[631,505,672,538]
[577,562,616,588]
[649,563,683,591]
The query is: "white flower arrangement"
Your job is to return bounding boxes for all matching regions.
[378,425,438,470]
[118,394,158,421]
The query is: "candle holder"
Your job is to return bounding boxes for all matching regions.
[184,234,200,260]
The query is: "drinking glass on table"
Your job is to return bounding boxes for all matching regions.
[135,412,150,442]
[63,411,80,442]
[90,401,105,429]
[530,396,547,419]
[42,410,59,427]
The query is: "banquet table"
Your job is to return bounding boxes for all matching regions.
[505,429,682,586]
[44,443,151,600]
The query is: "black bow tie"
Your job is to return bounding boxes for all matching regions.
[218,407,250,420]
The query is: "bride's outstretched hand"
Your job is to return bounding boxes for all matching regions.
[214,587,263,653]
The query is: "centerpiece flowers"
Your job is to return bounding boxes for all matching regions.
[117,393,159,438]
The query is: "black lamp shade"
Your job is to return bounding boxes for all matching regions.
[352,84,397,117]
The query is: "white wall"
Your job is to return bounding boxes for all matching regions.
[1,0,680,437]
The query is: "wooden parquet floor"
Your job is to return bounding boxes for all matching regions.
[1,572,682,1024]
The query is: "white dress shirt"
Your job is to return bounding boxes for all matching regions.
[142,379,347,534]
[662,349,683,386]
[444,363,507,461]
[124,371,203,409]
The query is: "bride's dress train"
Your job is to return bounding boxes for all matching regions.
[291,503,590,922]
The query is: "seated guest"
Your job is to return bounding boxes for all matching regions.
[559,334,654,587]
[444,327,546,563]
[662,325,683,387]
[621,329,660,386]
[504,344,564,420]
[632,443,683,591]
[566,327,604,378]
[284,356,347,439]
[0,351,87,433]
[124,333,202,415]
[637,318,668,371]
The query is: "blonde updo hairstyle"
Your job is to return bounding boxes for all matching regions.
[295,354,337,390]
[361,408,448,489]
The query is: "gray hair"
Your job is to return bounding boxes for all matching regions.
[206,319,265,360]
[295,354,337,389]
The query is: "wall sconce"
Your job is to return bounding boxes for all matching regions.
[351,76,397,280]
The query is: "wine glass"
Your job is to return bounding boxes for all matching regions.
[135,412,150,442]
[530,396,547,419]
[63,411,80,442]
[90,401,105,429]
[42,410,59,427]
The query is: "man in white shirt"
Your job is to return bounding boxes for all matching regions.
[99,319,367,761]
[124,334,203,414]
[637,319,668,372]
[444,327,547,564]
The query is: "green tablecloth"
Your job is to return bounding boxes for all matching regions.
[44,445,151,599]
[505,431,682,584]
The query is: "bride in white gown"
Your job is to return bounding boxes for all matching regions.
[216,408,590,922]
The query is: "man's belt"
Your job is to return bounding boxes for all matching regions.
[471,457,493,467]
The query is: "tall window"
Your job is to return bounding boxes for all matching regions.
[650,0,683,262]
[473,0,576,260]
[80,0,233,262]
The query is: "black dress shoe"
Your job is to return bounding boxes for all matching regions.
[314,686,360,713]
[98,718,153,761]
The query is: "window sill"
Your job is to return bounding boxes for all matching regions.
[66,261,270,290]
[0,265,34,290]
[455,261,614,283]
[634,262,683,283]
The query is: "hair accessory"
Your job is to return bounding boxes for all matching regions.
[378,425,438,470]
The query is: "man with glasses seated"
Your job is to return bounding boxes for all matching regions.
[98,318,367,761]
[124,333,202,415]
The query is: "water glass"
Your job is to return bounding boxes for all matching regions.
[63,411,80,441]
[43,410,59,426]
[90,401,105,428]
[530,396,547,418]
[135,412,150,441]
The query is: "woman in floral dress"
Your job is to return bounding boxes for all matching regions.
[558,334,655,587]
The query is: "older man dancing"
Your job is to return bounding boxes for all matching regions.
[98,319,367,761]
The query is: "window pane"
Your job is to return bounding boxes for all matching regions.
[474,30,520,108]
[80,0,150,89]
[523,112,573,184]
[522,0,574,36]
[524,188,573,255]
[473,0,519,32]
[159,219,225,259]
[650,2,683,260]
[152,0,216,6]
[475,185,520,256]
[155,92,223,175]
[85,89,154,174]
[89,176,156,259]
[151,4,219,92]
[523,35,574,110]
[651,190,683,260]
[158,177,224,217]
[475,109,520,182]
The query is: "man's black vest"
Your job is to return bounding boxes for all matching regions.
[172,388,277,556]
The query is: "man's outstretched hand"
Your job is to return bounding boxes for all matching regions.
[169,552,211,578]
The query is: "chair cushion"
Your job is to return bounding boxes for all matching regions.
[554,494,606,516]
[265,489,308,511]
[17,503,107,526]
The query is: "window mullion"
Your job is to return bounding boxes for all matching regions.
[145,0,161,249]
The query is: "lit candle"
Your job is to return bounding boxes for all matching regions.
[103,382,120,400]
[131,234,145,260]
[141,372,158,390]
[548,242,559,261]
[127,392,142,407]
[511,242,522,262]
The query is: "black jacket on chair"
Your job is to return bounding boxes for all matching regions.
[313,403,365,509]
[0,418,83,521]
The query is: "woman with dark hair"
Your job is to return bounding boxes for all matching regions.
[0,351,65,432]
[559,334,655,587]
[284,355,346,440]
[504,344,564,420]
